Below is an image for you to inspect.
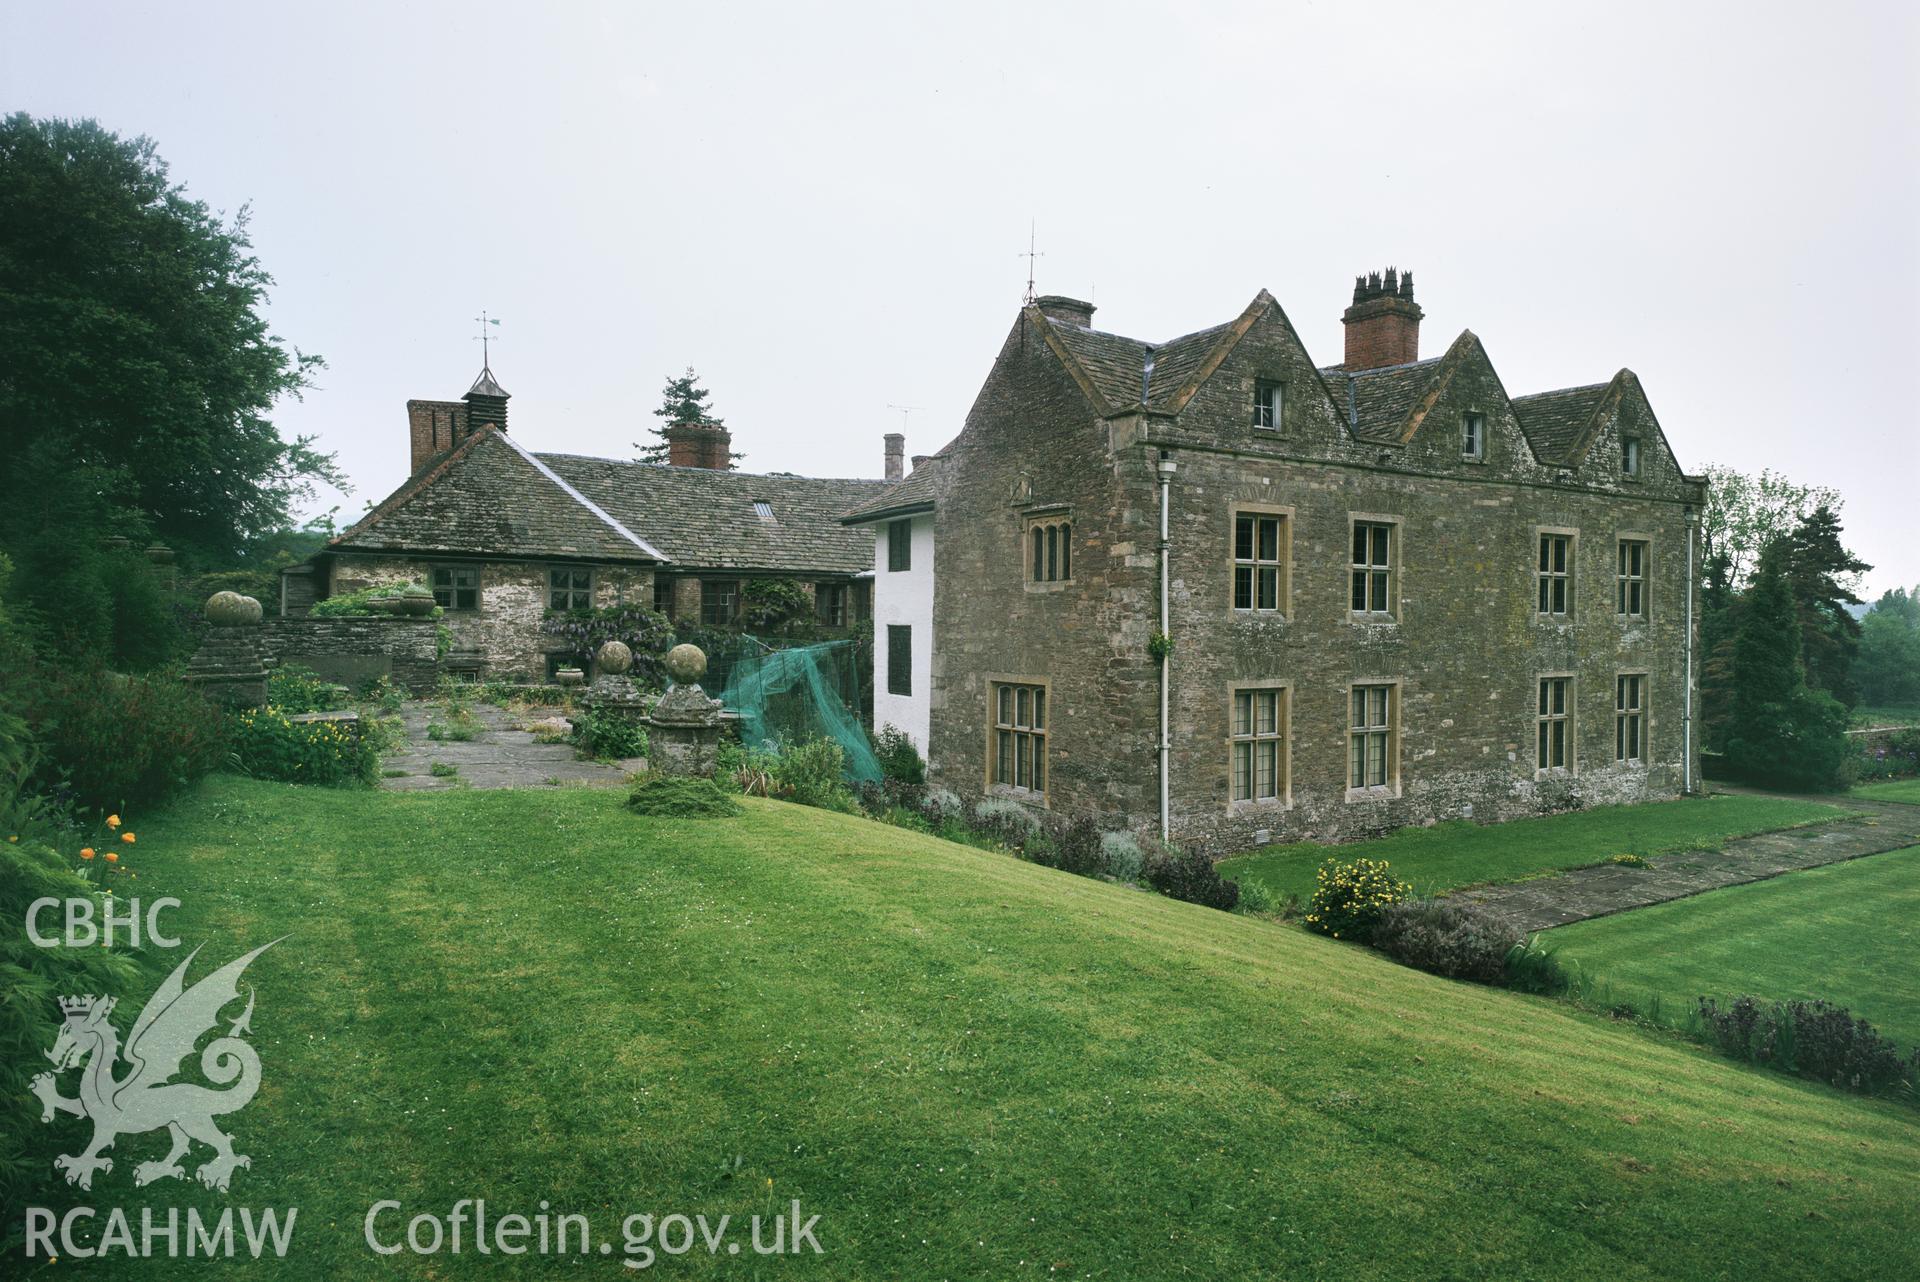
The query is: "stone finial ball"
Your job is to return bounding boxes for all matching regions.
[664,642,707,684]
[205,591,264,627]
[595,640,633,674]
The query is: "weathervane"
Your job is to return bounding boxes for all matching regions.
[474,311,501,368]
[1018,221,1043,304]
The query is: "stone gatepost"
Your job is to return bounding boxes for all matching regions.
[646,643,725,777]
[184,591,269,707]
[579,640,648,727]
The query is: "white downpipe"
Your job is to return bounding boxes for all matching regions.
[1157,452,1175,843]
[1684,508,1695,794]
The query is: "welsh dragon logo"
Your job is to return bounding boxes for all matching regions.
[31,940,280,1192]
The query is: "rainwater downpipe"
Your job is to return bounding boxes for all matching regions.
[1684,505,1695,795]
[1157,448,1176,842]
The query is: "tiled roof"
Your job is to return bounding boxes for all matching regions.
[1511,383,1610,461]
[538,454,887,574]
[1046,323,1153,412]
[330,428,662,562]
[1319,359,1444,441]
[841,458,941,524]
[1145,323,1234,409]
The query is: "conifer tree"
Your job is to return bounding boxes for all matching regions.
[637,367,739,464]
[1782,504,1871,707]
[1723,540,1851,789]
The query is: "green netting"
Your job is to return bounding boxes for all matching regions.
[716,636,881,783]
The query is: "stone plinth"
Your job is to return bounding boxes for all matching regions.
[185,593,269,707]
[647,665,726,778]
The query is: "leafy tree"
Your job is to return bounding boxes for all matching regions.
[1722,541,1851,790]
[1781,504,1870,707]
[1699,464,1840,590]
[1855,587,1920,709]
[636,366,741,465]
[0,114,337,564]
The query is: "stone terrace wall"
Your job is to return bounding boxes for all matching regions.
[263,617,441,693]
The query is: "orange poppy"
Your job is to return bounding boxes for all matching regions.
[105,851,119,864]
[80,848,95,860]
[106,814,121,828]
[121,832,136,844]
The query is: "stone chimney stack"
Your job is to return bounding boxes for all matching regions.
[665,422,733,469]
[1034,295,1097,328]
[884,433,905,481]
[1341,268,1423,370]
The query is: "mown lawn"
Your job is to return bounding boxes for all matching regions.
[1543,846,1920,1048]
[32,777,1920,1280]
[1855,704,1920,728]
[1854,778,1920,805]
[1218,794,1845,903]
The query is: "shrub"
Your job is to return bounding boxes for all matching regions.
[1146,845,1240,911]
[1695,996,1918,1097]
[870,725,926,786]
[1857,728,1920,782]
[921,788,964,825]
[228,707,378,786]
[1235,878,1280,916]
[540,604,674,684]
[23,664,228,812]
[267,663,339,714]
[627,775,743,818]
[972,797,1042,848]
[310,582,441,618]
[359,674,407,715]
[577,711,648,761]
[1372,899,1524,984]
[767,737,859,813]
[1099,831,1147,882]
[1030,816,1103,876]
[1304,857,1411,943]
[740,578,815,633]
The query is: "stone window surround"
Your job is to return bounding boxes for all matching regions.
[1621,435,1644,479]
[1616,669,1650,765]
[1252,378,1286,432]
[1535,525,1579,621]
[1535,671,1576,777]
[1461,409,1487,462]
[1616,532,1651,620]
[430,563,480,611]
[984,672,1050,808]
[1226,678,1291,810]
[1347,512,1403,623]
[1343,678,1403,802]
[1229,502,1294,617]
[1023,507,1073,592]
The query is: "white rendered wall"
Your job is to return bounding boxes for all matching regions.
[871,514,934,756]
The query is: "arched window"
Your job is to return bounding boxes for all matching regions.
[1031,527,1044,581]
[1026,517,1073,584]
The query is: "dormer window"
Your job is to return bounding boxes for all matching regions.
[1462,412,1485,460]
[1252,380,1284,432]
[1622,437,1642,476]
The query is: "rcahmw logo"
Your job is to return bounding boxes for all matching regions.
[21,938,299,1261]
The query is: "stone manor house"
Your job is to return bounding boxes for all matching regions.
[847,271,1707,851]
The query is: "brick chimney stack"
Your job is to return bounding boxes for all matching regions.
[665,422,733,469]
[406,399,467,474]
[884,433,905,481]
[1341,268,1423,370]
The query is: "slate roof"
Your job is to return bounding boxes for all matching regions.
[329,428,663,562]
[1320,359,1444,442]
[1046,323,1154,412]
[330,426,888,574]
[1510,383,1611,462]
[537,453,887,574]
[841,458,942,524]
[1034,298,1265,416]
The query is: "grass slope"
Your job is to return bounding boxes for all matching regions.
[38,778,1920,1280]
[1544,846,1920,1048]
[1854,779,1920,805]
[1219,794,1844,903]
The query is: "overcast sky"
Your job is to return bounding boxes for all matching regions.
[6,1,1916,596]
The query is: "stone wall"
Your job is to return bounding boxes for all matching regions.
[930,305,1705,855]
[263,616,441,692]
[326,554,654,682]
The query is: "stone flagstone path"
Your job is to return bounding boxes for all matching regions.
[1454,788,1920,934]
[379,701,642,791]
